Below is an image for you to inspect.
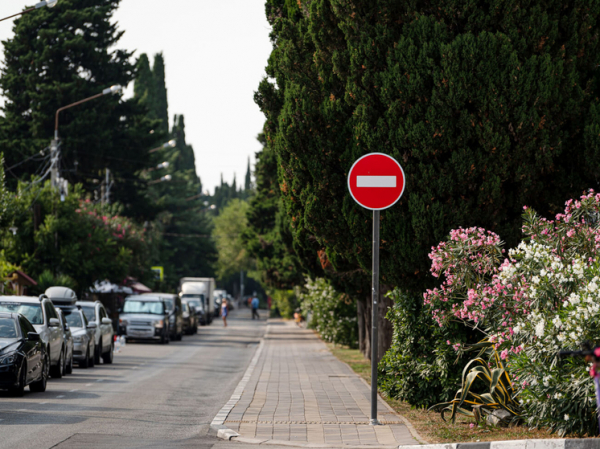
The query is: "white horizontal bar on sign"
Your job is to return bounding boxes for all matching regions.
[356,176,397,188]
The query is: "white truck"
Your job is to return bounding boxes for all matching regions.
[179,278,215,325]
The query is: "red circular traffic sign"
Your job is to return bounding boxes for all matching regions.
[347,153,405,210]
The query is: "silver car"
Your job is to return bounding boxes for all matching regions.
[0,296,66,378]
[77,301,114,364]
[56,309,74,374]
[57,307,96,368]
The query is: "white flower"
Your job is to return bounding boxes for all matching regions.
[532,276,541,284]
[564,414,570,421]
[535,320,545,338]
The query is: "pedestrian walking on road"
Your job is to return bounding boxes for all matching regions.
[221,298,228,327]
[251,295,260,320]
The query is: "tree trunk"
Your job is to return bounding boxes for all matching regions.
[357,287,393,362]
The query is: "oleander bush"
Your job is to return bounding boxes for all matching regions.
[300,277,358,348]
[421,190,600,436]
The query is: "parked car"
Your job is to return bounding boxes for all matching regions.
[181,296,206,328]
[143,293,183,341]
[0,295,66,378]
[56,309,74,374]
[77,300,114,364]
[0,312,48,395]
[181,301,197,335]
[119,296,170,344]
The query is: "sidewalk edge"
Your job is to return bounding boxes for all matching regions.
[209,321,268,439]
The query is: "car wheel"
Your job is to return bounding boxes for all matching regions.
[65,352,73,374]
[30,355,48,392]
[94,342,101,365]
[80,345,90,369]
[10,362,26,397]
[51,349,64,378]
[102,342,113,364]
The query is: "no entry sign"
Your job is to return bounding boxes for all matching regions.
[347,153,405,210]
[347,152,406,426]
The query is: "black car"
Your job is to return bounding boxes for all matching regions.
[0,312,48,396]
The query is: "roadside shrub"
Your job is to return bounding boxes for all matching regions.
[423,190,600,436]
[379,289,469,408]
[300,277,358,348]
[269,288,299,319]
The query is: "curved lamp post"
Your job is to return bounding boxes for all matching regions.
[51,84,123,190]
[148,139,176,154]
[0,0,58,23]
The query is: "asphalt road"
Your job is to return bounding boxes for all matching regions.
[0,308,269,449]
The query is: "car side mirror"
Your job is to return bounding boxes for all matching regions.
[101,318,112,325]
[49,318,60,327]
[87,322,97,329]
[27,332,40,341]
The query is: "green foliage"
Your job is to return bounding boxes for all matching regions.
[213,199,253,280]
[244,133,304,289]
[0,0,157,218]
[3,181,152,294]
[430,341,520,425]
[379,289,468,408]
[269,288,298,319]
[257,0,600,298]
[31,270,77,296]
[299,278,357,348]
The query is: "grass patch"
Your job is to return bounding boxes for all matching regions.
[326,343,564,444]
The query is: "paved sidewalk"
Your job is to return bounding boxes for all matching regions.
[222,319,420,447]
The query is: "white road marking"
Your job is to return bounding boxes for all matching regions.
[85,383,92,386]
[56,395,65,399]
[357,175,396,188]
[39,402,47,405]
[69,389,78,392]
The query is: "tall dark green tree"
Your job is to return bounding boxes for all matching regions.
[257,0,600,379]
[152,53,169,135]
[0,0,157,218]
[243,134,304,289]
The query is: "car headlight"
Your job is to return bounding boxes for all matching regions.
[73,335,84,343]
[154,320,164,329]
[0,352,17,365]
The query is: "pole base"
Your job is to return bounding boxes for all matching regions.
[369,419,380,426]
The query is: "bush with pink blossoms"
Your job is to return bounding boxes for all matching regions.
[423,190,600,436]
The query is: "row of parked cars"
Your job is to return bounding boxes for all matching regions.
[0,287,115,396]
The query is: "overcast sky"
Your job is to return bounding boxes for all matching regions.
[0,0,273,194]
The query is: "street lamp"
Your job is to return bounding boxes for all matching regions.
[51,84,123,190]
[148,174,172,185]
[148,139,176,154]
[0,0,58,23]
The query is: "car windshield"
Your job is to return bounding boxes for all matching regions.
[0,302,43,325]
[0,318,17,338]
[81,306,96,322]
[123,300,164,315]
[163,298,174,311]
[187,300,202,310]
[63,310,83,328]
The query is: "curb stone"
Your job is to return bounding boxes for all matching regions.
[403,440,600,449]
[209,321,268,438]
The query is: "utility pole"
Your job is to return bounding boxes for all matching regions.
[50,134,59,191]
[104,168,111,205]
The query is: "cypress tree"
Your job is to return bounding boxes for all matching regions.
[244,134,304,289]
[152,53,169,135]
[0,0,157,217]
[257,0,600,362]
[133,54,155,116]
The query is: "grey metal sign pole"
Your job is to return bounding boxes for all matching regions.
[370,209,380,425]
